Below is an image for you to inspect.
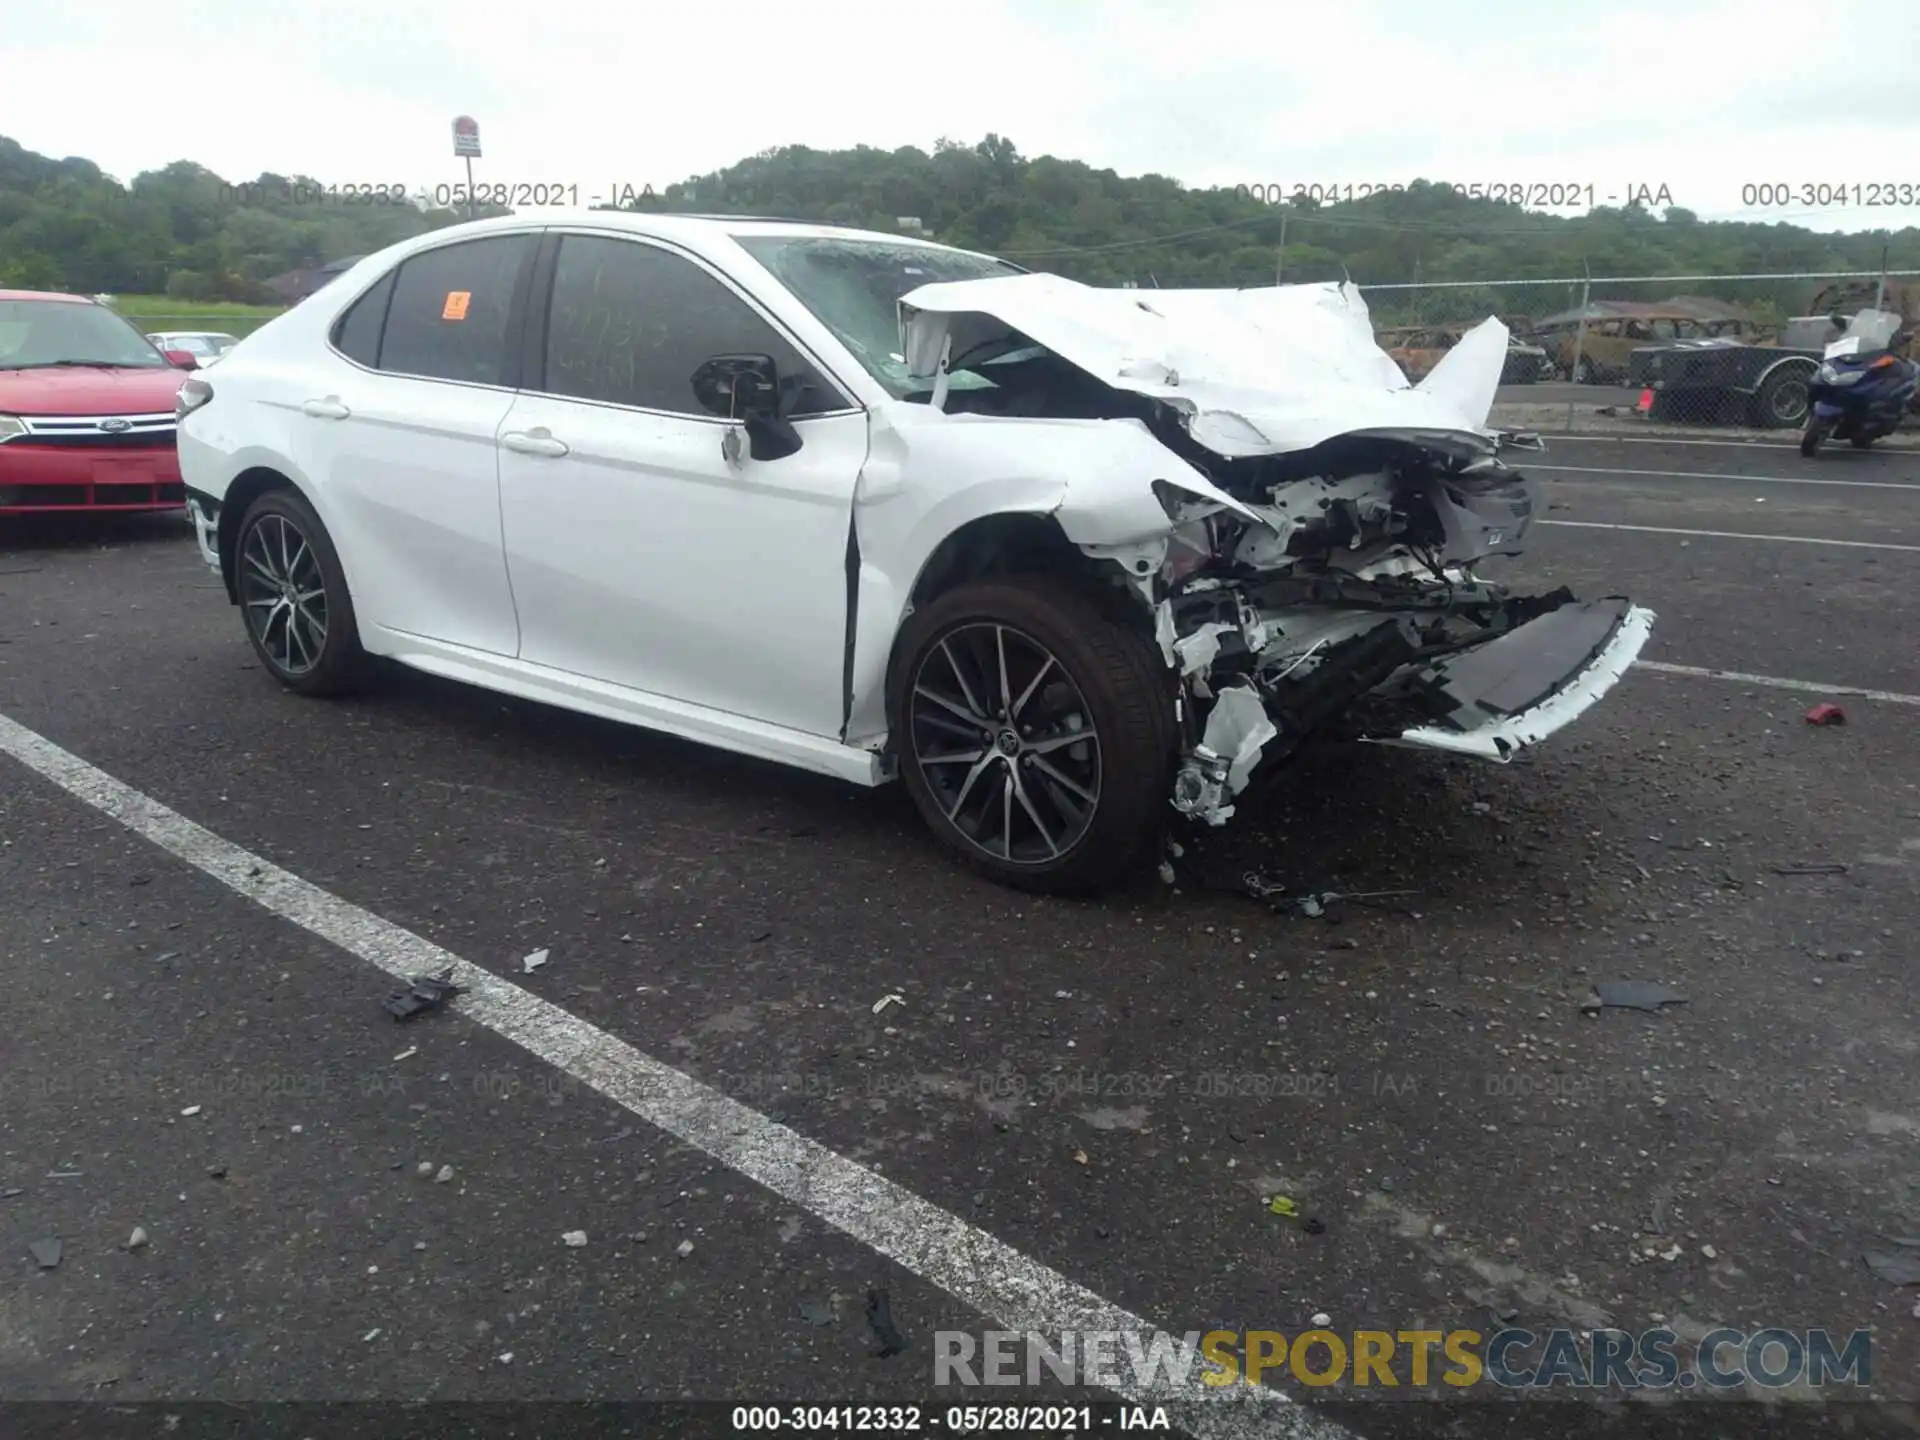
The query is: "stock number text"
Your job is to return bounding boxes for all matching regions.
[1742,182,1917,208]
[220,181,407,206]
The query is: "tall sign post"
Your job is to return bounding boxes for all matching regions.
[452,116,481,220]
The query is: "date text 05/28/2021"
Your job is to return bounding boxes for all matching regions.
[1234,181,1674,207]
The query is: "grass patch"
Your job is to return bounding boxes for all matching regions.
[110,295,286,319]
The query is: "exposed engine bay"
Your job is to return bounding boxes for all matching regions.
[895,279,1656,827]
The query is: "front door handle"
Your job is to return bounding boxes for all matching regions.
[501,428,569,458]
[302,397,350,419]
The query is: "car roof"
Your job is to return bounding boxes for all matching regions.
[400,209,997,258]
[0,289,92,304]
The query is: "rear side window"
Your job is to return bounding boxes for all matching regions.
[375,235,534,386]
[332,271,395,366]
[540,234,839,416]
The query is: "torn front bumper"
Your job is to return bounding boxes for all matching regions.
[1369,598,1654,761]
[185,495,221,572]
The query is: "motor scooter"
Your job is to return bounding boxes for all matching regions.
[1800,309,1919,455]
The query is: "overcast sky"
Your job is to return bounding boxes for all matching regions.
[11,0,1920,250]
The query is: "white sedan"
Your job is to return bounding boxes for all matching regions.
[176,211,1651,892]
[147,331,241,366]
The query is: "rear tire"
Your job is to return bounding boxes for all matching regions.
[1850,433,1875,449]
[1754,365,1813,429]
[888,576,1177,894]
[234,488,367,697]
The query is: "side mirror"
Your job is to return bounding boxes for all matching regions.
[164,349,200,370]
[689,353,804,461]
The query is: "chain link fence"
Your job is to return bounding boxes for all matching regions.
[1355,269,1920,441]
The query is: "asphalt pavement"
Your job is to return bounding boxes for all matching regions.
[3,435,1918,1437]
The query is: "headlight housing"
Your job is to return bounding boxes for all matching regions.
[0,415,25,443]
[176,377,215,418]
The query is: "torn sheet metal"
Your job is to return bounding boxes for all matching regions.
[898,273,1508,458]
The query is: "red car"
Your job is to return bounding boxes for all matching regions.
[0,289,203,514]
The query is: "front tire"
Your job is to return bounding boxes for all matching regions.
[1799,417,1829,456]
[234,488,367,696]
[888,577,1177,894]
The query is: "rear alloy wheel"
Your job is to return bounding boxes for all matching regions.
[235,488,367,696]
[890,578,1176,893]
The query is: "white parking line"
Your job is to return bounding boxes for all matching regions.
[1635,661,1920,707]
[1535,464,1920,493]
[1534,433,1880,452]
[1539,520,1920,552]
[0,710,1336,1440]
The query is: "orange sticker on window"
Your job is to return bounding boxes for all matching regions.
[442,290,471,320]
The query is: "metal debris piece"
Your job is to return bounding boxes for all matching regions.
[866,1288,908,1357]
[1773,863,1849,876]
[1862,1250,1920,1286]
[871,993,905,1015]
[434,1165,454,1184]
[30,1238,62,1269]
[522,949,549,973]
[1864,1248,1920,1283]
[1245,874,1416,916]
[676,1239,695,1257]
[1804,703,1846,726]
[1581,982,1688,1013]
[384,969,465,1021]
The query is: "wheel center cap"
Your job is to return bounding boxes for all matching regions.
[995,728,1021,756]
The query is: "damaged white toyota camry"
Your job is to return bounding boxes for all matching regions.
[177,212,1652,892]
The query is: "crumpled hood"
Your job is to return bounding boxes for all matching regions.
[898,272,1509,458]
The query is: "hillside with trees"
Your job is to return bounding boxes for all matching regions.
[5,131,1917,321]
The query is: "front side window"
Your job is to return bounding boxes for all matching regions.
[376,235,534,386]
[0,300,168,371]
[539,234,838,416]
[733,234,1025,398]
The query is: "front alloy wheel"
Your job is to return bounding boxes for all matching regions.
[889,577,1177,893]
[908,623,1102,866]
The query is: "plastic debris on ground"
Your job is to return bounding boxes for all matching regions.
[561,1230,587,1248]
[126,1228,149,1250]
[29,1238,62,1269]
[797,1297,836,1327]
[871,993,905,1015]
[522,949,550,973]
[1804,703,1846,726]
[384,969,465,1022]
[865,1288,908,1357]
[1580,982,1689,1013]
[1265,1195,1326,1234]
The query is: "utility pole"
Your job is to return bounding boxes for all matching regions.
[1274,209,1287,286]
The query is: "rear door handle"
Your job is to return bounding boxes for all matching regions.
[302,397,349,419]
[501,428,569,458]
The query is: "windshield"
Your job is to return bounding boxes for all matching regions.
[0,299,170,370]
[733,234,1026,397]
